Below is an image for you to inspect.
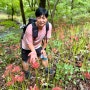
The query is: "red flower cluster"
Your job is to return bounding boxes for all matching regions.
[52,48,58,54]
[52,86,62,90]
[32,62,40,69]
[0,60,3,64]
[59,30,65,40]
[83,72,90,79]
[12,66,21,73]
[70,35,79,42]
[64,35,79,50]
[29,84,39,90]
[52,87,62,90]
[2,64,25,86]
[5,81,14,86]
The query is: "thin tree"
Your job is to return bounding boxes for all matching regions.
[27,0,36,11]
[26,0,31,8]
[11,1,14,21]
[71,0,74,24]
[51,0,59,19]
[51,0,59,30]
[39,0,46,8]
[47,0,55,30]
[19,0,26,24]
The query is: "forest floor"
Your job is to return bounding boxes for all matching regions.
[0,18,90,90]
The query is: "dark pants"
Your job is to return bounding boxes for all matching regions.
[21,47,42,62]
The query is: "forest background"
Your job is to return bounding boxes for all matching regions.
[0,0,90,90]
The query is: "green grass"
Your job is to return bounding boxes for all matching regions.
[0,20,90,90]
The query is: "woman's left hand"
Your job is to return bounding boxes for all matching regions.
[41,49,47,57]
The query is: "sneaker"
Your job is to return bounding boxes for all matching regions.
[45,68,55,75]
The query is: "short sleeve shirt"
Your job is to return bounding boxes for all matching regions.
[22,22,52,50]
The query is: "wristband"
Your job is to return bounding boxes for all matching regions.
[42,48,46,50]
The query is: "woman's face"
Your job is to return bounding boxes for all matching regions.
[36,15,47,28]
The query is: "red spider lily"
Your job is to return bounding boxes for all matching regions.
[76,62,82,67]
[2,70,10,78]
[11,75,17,83]
[70,35,75,39]
[0,43,2,47]
[32,62,40,69]
[64,40,73,49]
[20,71,25,76]
[69,39,73,43]
[12,66,21,73]
[2,64,25,87]
[83,72,90,79]
[59,30,65,40]
[2,64,22,78]
[10,45,18,51]
[6,64,13,70]
[74,36,79,41]
[11,72,24,83]
[15,75,24,82]
[29,84,39,90]
[48,54,52,60]
[52,48,58,54]
[52,86,62,90]
[5,81,14,86]
[70,35,79,42]
[87,44,90,50]
[0,60,3,64]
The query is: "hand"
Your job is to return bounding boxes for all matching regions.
[41,49,47,57]
[28,52,37,64]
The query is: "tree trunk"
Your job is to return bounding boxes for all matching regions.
[35,0,39,7]
[19,0,26,24]
[11,6,14,21]
[11,1,14,21]
[39,0,46,8]
[31,0,34,9]
[27,0,36,11]
[47,0,54,30]
[71,0,74,24]
[51,0,59,18]
[51,0,59,31]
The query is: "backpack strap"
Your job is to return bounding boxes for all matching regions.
[45,22,49,43]
[46,22,49,32]
[32,22,49,42]
[32,22,38,40]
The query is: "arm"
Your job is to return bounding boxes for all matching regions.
[42,22,52,50]
[42,39,49,50]
[28,43,37,63]
[25,24,37,63]
[41,23,52,55]
[28,43,36,52]
[41,39,49,57]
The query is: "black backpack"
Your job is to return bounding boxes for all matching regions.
[21,18,49,41]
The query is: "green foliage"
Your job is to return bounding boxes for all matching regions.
[0,20,19,29]
[25,9,35,19]
[0,0,90,89]
[54,62,84,86]
[0,32,20,45]
[55,63,74,79]
[0,21,90,89]
[0,0,20,15]
[1,0,90,24]
[50,23,90,87]
[52,0,90,24]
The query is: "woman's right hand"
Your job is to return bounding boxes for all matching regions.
[28,52,37,64]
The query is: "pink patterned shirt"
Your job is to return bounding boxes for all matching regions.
[22,23,52,50]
